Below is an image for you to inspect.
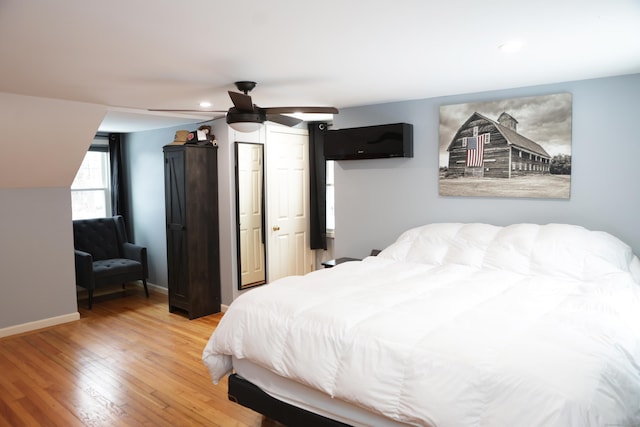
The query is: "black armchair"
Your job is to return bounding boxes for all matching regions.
[73,215,149,308]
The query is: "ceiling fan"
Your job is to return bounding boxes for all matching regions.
[149,81,339,132]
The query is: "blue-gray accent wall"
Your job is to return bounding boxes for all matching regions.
[332,74,640,259]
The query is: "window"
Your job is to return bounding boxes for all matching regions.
[71,140,111,219]
[326,160,335,234]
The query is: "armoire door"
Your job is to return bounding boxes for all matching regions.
[164,149,189,306]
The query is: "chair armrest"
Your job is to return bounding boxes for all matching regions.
[122,242,145,261]
[74,249,94,289]
[123,243,148,278]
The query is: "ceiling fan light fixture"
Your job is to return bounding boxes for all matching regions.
[226,109,264,133]
[148,80,338,132]
[228,121,262,133]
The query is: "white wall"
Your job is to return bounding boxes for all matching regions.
[332,74,640,259]
[223,126,265,303]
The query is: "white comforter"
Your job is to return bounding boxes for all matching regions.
[203,223,640,427]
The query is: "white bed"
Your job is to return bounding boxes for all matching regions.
[203,223,640,427]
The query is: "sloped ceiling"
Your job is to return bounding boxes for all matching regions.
[0,93,106,188]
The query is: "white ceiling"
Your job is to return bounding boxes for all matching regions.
[1,0,639,133]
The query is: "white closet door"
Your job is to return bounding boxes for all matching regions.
[266,124,314,282]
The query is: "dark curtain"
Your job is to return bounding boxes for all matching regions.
[308,122,328,250]
[108,133,131,235]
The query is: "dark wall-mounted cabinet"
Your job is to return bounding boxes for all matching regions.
[324,123,413,160]
[163,144,221,319]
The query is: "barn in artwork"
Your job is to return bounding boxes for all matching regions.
[446,112,551,178]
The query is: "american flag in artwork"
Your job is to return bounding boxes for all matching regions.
[466,133,488,167]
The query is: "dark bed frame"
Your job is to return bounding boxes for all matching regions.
[228,374,353,427]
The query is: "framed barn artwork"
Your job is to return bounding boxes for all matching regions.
[439,93,572,199]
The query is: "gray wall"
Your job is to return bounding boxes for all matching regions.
[0,187,79,329]
[332,74,640,259]
[124,127,172,288]
[0,93,106,331]
[124,73,640,310]
[124,119,240,306]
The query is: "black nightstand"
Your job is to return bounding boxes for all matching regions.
[321,257,361,268]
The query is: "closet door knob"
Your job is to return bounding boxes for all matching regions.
[272,226,280,231]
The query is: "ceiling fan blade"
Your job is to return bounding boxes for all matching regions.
[148,108,227,113]
[261,106,339,114]
[228,91,255,112]
[147,108,227,114]
[266,113,303,127]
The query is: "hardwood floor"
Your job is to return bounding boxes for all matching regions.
[0,286,281,427]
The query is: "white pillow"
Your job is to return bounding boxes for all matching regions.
[482,223,541,274]
[379,223,633,280]
[529,224,632,279]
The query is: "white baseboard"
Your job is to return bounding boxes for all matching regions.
[1,281,169,338]
[128,281,226,312]
[0,282,223,339]
[76,281,168,300]
[0,312,80,339]
[146,282,168,295]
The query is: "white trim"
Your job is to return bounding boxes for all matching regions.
[0,281,222,338]
[0,312,80,338]
[146,282,168,295]
[75,281,167,300]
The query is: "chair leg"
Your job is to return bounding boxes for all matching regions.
[143,278,149,298]
[88,289,93,309]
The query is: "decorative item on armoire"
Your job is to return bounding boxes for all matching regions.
[186,125,216,146]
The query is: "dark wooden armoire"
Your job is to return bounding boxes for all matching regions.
[163,144,221,319]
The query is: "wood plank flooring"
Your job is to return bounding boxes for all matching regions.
[0,286,280,427]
